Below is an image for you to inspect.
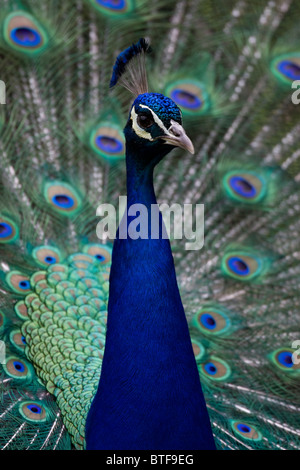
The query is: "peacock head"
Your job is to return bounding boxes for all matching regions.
[124,92,194,166]
[110,39,194,168]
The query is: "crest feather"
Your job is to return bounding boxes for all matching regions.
[110,38,151,97]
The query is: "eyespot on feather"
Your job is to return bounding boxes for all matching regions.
[191,307,231,336]
[83,244,112,264]
[14,300,29,320]
[3,356,32,379]
[0,215,19,243]
[191,339,205,362]
[271,53,300,85]
[6,271,31,294]
[44,181,82,216]
[221,252,263,281]
[231,420,262,441]
[3,11,49,55]
[199,356,231,381]
[90,0,134,16]
[165,80,210,116]
[19,401,48,422]
[269,348,300,373]
[223,171,267,204]
[10,330,26,351]
[32,246,61,267]
[89,124,125,161]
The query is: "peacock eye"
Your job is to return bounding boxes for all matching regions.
[137,113,154,129]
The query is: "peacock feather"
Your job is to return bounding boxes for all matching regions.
[0,0,300,451]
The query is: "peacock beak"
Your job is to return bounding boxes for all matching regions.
[160,120,195,154]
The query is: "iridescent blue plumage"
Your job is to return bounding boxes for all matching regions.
[85,51,215,450]
[133,93,182,126]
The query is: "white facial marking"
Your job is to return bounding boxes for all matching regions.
[130,104,175,141]
[131,106,153,141]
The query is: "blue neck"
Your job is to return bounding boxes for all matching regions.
[126,157,156,208]
[85,146,216,450]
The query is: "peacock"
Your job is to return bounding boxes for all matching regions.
[0,0,300,451]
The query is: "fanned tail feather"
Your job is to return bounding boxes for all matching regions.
[0,0,300,450]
